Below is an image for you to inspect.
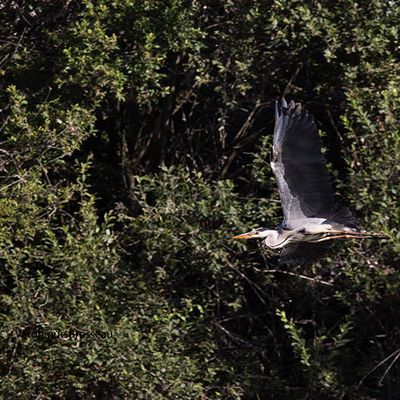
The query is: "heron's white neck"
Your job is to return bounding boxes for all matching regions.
[261,229,285,249]
[247,228,281,248]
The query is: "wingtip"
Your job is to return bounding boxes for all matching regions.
[275,97,287,118]
[289,100,303,116]
[276,98,305,120]
[276,97,291,116]
[275,99,280,118]
[276,98,303,113]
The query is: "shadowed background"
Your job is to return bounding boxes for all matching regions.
[0,1,399,399]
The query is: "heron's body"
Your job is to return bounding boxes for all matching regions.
[262,223,378,249]
[233,98,387,264]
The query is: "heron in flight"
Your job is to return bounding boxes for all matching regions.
[233,98,387,264]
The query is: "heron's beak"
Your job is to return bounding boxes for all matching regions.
[232,231,256,240]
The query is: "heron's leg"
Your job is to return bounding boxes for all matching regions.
[316,234,363,242]
[316,231,387,242]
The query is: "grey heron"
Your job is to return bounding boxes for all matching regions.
[233,98,387,264]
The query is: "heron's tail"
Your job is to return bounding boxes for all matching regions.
[326,208,358,229]
[317,230,389,242]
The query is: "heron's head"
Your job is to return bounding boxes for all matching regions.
[232,227,274,240]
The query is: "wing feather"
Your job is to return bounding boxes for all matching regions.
[279,242,333,265]
[271,99,334,228]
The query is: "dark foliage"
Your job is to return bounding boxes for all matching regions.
[0,1,399,399]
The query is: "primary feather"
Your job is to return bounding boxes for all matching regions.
[272,99,334,229]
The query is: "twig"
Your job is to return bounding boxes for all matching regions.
[378,350,400,386]
[226,262,269,305]
[233,99,262,142]
[283,63,302,97]
[264,269,333,286]
[12,28,26,58]
[325,105,344,142]
[220,100,263,177]
[214,321,250,346]
[357,348,400,389]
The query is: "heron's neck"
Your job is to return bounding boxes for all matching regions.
[264,229,289,249]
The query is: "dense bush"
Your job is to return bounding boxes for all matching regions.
[1,1,399,398]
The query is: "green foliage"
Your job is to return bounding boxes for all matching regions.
[134,166,245,273]
[277,309,312,368]
[57,0,203,106]
[1,0,399,399]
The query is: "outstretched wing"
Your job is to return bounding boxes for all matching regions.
[279,242,333,265]
[271,99,334,229]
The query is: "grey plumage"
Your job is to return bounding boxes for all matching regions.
[232,98,388,264]
[272,99,334,228]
